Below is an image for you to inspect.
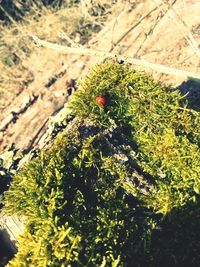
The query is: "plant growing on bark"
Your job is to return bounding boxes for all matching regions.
[4,61,200,266]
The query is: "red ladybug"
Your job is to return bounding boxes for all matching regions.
[95,95,105,106]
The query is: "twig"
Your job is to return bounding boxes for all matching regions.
[182,0,187,11]
[157,0,200,58]
[25,118,49,153]
[58,31,82,48]
[177,52,196,65]
[32,35,200,81]
[109,4,162,52]
[0,5,17,24]
[111,4,128,50]
[134,10,166,57]
[80,0,92,18]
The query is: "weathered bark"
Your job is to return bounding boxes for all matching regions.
[0,94,38,132]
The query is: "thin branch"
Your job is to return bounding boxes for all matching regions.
[158,0,200,58]
[0,5,17,24]
[80,0,92,18]
[109,4,162,52]
[111,4,128,50]
[134,10,166,57]
[58,31,82,48]
[32,35,200,82]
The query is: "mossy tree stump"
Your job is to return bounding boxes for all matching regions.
[1,61,200,267]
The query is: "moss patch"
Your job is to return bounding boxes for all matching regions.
[4,61,200,266]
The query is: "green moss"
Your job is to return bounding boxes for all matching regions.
[5,131,155,266]
[70,61,200,213]
[4,61,200,266]
[69,62,135,126]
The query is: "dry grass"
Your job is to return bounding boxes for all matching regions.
[0,4,80,108]
[1,0,198,111]
[0,0,120,109]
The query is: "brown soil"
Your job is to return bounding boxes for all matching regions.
[0,0,200,154]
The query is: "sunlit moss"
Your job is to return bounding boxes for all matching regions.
[4,61,200,266]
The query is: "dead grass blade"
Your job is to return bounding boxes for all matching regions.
[157,0,200,58]
[109,4,162,52]
[58,31,82,48]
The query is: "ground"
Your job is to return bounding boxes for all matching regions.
[0,0,200,153]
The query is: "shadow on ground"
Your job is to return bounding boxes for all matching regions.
[178,79,200,110]
[0,232,13,267]
[148,198,200,267]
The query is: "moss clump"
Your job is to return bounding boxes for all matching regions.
[70,61,200,213]
[4,132,156,267]
[4,61,200,266]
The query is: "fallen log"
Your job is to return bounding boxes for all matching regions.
[0,94,38,132]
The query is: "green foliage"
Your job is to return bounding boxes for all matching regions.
[70,61,200,213]
[4,132,155,266]
[3,61,200,266]
[69,62,134,127]
[8,221,81,267]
